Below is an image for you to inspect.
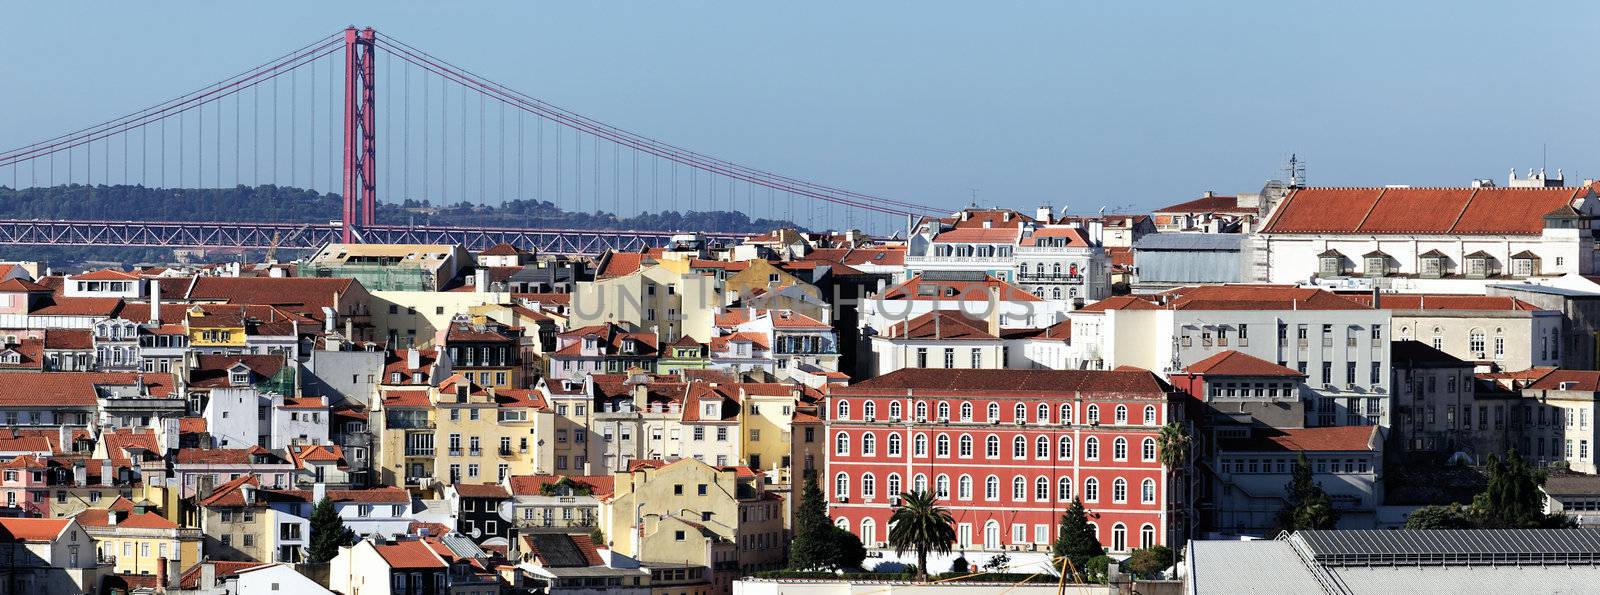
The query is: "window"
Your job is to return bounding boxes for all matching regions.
[1038,403,1051,423]
[1143,405,1156,425]
[943,348,955,368]
[1142,478,1156,504]
[1143,437,1157,461]
[835,433,849,456]
[1035,477,1050,501]
[888,433,902,456]
[937,402,950,421]
[1036,436,1050,459]
[971,349,982,369]
[835,473,849,498]
[960,402,973,421]
[887,474,902,497]
[916,348,928,368]
[987,402,1001,421]
[986,435,1000,458]
[914,434,928,456]
[861,433,876,456]
[1087,405,1100,424]
[1061,404,1072,424]
[959,435,973,458]
[889,401,902,420]
[1140,524,1156,548]
[936,434,951,457]
[1114,405,1128,424]
[1012,476,1027,500]
[1085,477,1099,501]
[862,473,876,499]
[936,475,950,499]
[837,400,849,420]
[1013,436,1027,458]
[1469,328,1486,356]
[958,475,973,500]
[1113,437,1128,460]
[1059,436,1073,459]
[1085,437,1099,460]
[985,475,1000,500]
[863,401,876,420]
[1112,478,1127,503]
[1112,523,1127,552]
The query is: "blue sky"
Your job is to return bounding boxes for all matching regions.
[3,1,1598,216]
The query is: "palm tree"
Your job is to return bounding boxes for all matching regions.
[888,490,956,581]
[1156,422,1192,571]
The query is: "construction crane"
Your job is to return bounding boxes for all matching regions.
[266,231,281,264]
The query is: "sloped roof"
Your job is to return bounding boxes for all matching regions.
[842,368,1169,397]
[884,310,996,340]
[1155,193,1251,214]
[376,540,447,569]
[1218,425,1379,452]
[1343,294,1544,311]
[0,518,71,542]
[1261,186,1586,235]
[1185,350,1304,377]
[0,372,169,407]
[1159,285,1367,311]
[878,274,1040,302]
[186,277,356,320]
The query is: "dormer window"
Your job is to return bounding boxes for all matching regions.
[0,351,19,365]
[1419,250,1448,279]
[1465,251,1494,278]
[1317,250,1346,277]
[1510,251,1540,277]
[228,367,251,387]
[391,372,402,384]
[1362,250,1390,277]
[456,383,469,402]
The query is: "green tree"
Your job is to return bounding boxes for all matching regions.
[1051,498,1104,580]
[1404,503,1476,529]
[1277,453,1340,531]
[1476,450,1544,528]
[1124,545,1175,578]
[787,472,832,570]
[826,525,867,570]
[1156,422,1191,569]
[887,490,956,581]
[307,497,356,564]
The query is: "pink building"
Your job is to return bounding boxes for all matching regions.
[825,368,1179,566]
[0,454,51,515]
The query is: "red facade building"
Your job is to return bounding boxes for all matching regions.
[825,368,1179,560]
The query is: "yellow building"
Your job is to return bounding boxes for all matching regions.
[598,458,785,592]
[372,384,438,491]
[369,289,514,349]
[571,263,720,344]
[431,373,554,487]
[77,507,202,576]
[185,305,248,350]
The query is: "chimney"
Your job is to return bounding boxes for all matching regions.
[200,563,216,590]
[313,482,327,504]
[100,459,112,485]
[1371,286,1380,310]
[269,266,287,278]
[476,269,490,293]
[156,556,168,593]
[57,426,68,454]
[108,509,119,526]
[407,348,421,370]
[987,285,1001,336]
[149,279,162,325]
[1036,205,1054,223]
[73,461,86,486]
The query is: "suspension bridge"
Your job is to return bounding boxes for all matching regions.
[0,27,943,254]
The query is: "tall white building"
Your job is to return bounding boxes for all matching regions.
[1071,285,1391,428]
[904,208,1110,303]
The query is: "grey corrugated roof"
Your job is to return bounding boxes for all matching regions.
[1132,233,1246,251]
[1490,284,1600,298]
[1296,529,1600,564]
[1189,540,1321,594]
[1328,563,1600,594]
[441,533,488,559]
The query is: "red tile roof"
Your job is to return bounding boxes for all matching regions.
[1019,226,1091,247]
[803,247,906,267]
[884,310,996,340]
[0,279,50,293]
[507,474,615,497]
[176,561,270,590]
[1184,350,1304,377]
[74,509,177,530]
[841,368,1170,397]
[1527,370,1600,392]
[1261,186,1587,235]
[496,388,548,409]
[1076,295,1158,313]
[30,296,124,317]
[376,540,448,569]
[0,339,45,371]
[1155,194,1251,214]
[1219,425,1379,452]
[380,388,433,408]
[479,243,523,256]
[71,268,139,281]
[453,483,511,499]
[0,518,70,542]
[0,372,168,407]
[933,227,1023,243]
[1150,285,1366,311]
[878,274,1040,303]
[188,354,287,389]
[186,277,357,320]
[1343,294,1543,311]
[42,329,92,350]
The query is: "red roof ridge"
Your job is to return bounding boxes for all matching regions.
[1351,186,1388,231]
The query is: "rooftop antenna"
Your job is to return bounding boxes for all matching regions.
[968,188,980,208]
[1283,154,1306,187]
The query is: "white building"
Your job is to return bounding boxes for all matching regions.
[904,208,1110,303]
[859,271,1066,339]
[1347,293,1562,372]
[1209,425,1384,535]
[1071,285,1390,428]
[269,394,330,450]
[1255,184,1600,294]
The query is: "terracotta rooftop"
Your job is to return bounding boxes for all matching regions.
[884,310,996,340]
[0,518,71,542]
[878,274,1041,303]
[1260,186,1588,236]
[1343,294,1544,311]
[841,368,1170,397]
[1155,193,1252,215]
[376,540,448,569]
[1184,350,1304,377]
[1218,425,1379,452]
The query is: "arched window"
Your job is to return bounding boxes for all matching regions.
[888,433,902,456]
[889,401,903,420]
[861,518,877,546]
[1052,287,1062,300]
[1144,405,1157,425]
[986,402,1000,421]
[834,473,849,498]
[936,474,950,499]
[862,473,876,499]
[1036,436,1050,459]
[1013,436,1028,458]
[1059,436,1073,459]
[1012,476,1027,501]
[937,402,950,421]
[836,517,849,529]
[984,520,1001,550]
[914,434,928,456]
[1014,403,1027,422]
[959,402,973,421]
[835,432,850,456]
[1142,437,1157,462]
[1142,478,1156,504]
[935,434,951,457]
[1038,403,1051,423]
[1085,477,1099,502]
[958,475,973,500]
[1058,476,1072,501]
[862,433,877,456]
[1113,437,1128,460]
[916,401,928,420]
[1035,476,1050,501]
[1061,404,1073,424]
[914,474,928,493]
[837,400,850,420]
[863,401,876,420]
[1087,405,1100,424]
[1140,524,1156,549]
[985,475,1000,500]
[986,435,1001,458]
[1085,437,1100,460]
[1112,523,1127,552]
[1036,262,1046,276]
[1114,405,1128,424]
[959,434,974,458]
[1113,477,1128,503]
[887,473,902,497]
[1053,262,1062,276]
[1470,327,1486,356]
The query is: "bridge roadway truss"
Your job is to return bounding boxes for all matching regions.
[0,219,746,255]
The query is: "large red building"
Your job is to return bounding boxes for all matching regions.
[825,368,1180,562]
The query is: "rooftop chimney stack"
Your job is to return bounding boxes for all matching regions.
[149,278,162,325]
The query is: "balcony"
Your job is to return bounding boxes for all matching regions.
[404,447,435,457]
[499,447,515,457]
[1015,272,1084,284]
[387,419,435,430]
[448,449,463,457]
[468,448,482,457]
